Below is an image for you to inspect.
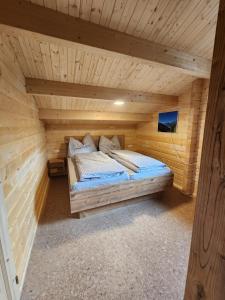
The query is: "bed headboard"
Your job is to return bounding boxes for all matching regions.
[64,135,125,150]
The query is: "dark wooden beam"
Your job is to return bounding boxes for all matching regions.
[0,0,211,78]
[25,78,178,106]
[185,1,225,299]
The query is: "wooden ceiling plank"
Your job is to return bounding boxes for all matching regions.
[25,78,178,106]
[49,43,60,81]
[59,45,68,82]
[101,57,120,87]
[132,0,159,37]
[67,47,76,82]
[96,56,113,86]
[19,36,37,77]
[99,0,116,27]
[56,0,69,15]
[89,0,105,24]
[156,0,202,47]
[194,24,217,53]
[108,0,127,30]
[125,0,149,35]
[29,37,46,78]
[39,108,150,122]
[167,0,214,48]
[80,0,92,21]
[80,52,92,83]
[140,0,171,40]
[92,56,106,85]
[180,12,218,57]
[86,55,100,84]
[7,34,32,77]
[117,0,138,32]
[40,41,54,79]
[68,0,80,17]
[172,5,218,51]
[43,0,57,11]
[73,48,84,83]
[147,0,181,42]
[0,0,211,78]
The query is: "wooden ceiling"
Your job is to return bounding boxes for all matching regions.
[2,32,196,95]
[0,0,219,123]
[27,0,218,60]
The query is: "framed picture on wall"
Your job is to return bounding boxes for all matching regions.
[158,111,178,133]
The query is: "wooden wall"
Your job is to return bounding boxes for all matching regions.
[45,123,137,159]
[0,35,48,290]
[192,80,209,195]
[136,79,209,195]
[136,97,189,191]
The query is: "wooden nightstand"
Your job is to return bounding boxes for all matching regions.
[48,159,66,177]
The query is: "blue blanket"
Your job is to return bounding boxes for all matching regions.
[75,151,128,181]
[71,172,129,191]
[129,167,171,180]
[110,150,166,173]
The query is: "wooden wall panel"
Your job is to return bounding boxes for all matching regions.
[136,96,189,191]
[192,79,209,195]
[136,79,209,195]
[0,35,48,290]
[45,124,137,159]
[182,79,204,194]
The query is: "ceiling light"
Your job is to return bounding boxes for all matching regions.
[114,100,125,105]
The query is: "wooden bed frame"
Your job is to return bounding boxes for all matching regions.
[65,135,173,216]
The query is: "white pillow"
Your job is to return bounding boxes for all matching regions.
[111,135,121,150]
[82,133,97,152]
[68,137,92,157]
[71,145,93,155]
[99,136,114,154]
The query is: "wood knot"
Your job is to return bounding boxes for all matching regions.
[220,254,225,261]
[197,283,206,299]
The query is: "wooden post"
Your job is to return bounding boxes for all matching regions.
[185,1,225,299]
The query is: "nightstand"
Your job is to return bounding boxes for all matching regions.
[48,158,66,177]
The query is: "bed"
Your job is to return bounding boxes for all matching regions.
[65,135,173,216]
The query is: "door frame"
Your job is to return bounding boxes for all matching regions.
[185,0,225,298]
[0,180,20,300]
